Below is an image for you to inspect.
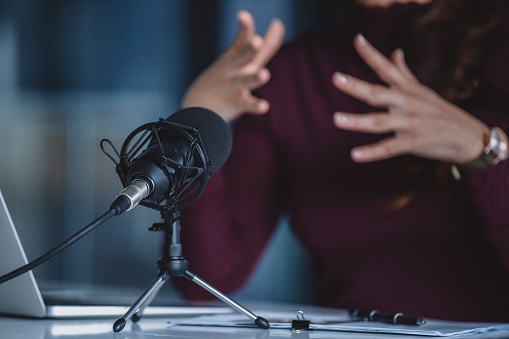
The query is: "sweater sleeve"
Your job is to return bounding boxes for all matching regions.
[175,112,285,300]
[461,159,509,271]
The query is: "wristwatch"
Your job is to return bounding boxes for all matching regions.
[461,127,509,169]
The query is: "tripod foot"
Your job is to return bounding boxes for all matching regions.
[255,317,270,329]
[112,270,169,332]
[113,318,126,333]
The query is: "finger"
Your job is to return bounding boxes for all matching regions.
[251,18,286,68]
[332,72,403,108]
[391,49,418,84]
[230,34,264,67]
[231,68,271,90]
[232,10,255,48]
[334,111,422,134]
[354,34,409,88]
[239,95,270,115]
[334,112,392,134]
[350,136,410,163]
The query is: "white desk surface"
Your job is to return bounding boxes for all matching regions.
[2,302,509,339]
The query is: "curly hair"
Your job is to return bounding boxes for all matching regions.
[404,0,506,103]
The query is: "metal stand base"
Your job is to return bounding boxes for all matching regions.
[112,210,269,332]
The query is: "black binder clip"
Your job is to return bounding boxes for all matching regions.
[291,310,311,332]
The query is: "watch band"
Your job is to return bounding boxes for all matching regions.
[460,127,509,169]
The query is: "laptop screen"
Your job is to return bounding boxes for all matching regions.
[0,190,47,317]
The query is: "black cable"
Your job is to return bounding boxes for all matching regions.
[0,207,120,285]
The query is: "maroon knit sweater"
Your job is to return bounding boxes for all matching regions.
[178,2,509,322]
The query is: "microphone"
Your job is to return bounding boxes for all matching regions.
[106,107,232,214]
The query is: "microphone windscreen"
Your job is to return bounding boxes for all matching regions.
[167,107,232,174]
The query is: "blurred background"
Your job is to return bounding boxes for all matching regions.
[0,0,349,304]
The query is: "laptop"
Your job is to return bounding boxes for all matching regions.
[0,190,231,319]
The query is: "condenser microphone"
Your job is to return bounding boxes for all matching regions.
[108,107,232,214]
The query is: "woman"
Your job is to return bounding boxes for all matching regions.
[178,0,509,322]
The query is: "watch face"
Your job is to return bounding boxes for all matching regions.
[488,127,509,163]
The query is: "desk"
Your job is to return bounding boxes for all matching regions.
[2,303,509,339]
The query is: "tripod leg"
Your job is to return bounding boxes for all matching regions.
[131,273,167,323]
[184,270,270,329]
[113,270,170,332]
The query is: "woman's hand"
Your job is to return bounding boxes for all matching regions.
[332,34,487,164]
[181,10,285,123]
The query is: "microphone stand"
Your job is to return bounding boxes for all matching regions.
[112,208,269,332]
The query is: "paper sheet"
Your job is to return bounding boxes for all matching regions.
[168,310,509,337]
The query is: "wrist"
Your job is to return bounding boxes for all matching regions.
[459,127,509,169]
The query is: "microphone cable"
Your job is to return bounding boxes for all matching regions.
[0,204,124,285]
[0,182,150,285]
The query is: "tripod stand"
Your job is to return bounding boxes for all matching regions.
[112,208,269,332]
